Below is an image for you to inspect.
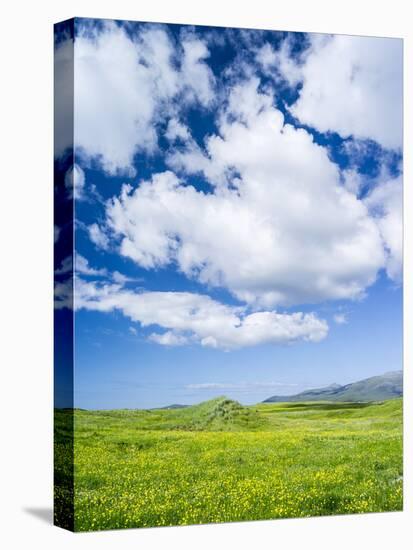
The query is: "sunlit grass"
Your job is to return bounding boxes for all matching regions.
[55,397,403,531]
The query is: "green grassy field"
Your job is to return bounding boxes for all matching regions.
[54,397,403,531]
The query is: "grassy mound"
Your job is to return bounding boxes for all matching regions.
[73,397,266,433]
[189,397,266,430]
[144,396,266,431]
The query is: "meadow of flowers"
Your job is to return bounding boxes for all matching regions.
[56,397,402,531]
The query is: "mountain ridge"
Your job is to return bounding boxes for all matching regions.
[263,370,402,403]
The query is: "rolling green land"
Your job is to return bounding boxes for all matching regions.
[55,397,403,531]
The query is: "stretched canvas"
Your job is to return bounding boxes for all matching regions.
[54,17,403,532]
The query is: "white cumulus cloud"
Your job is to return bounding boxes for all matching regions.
[288,34,402,149]
[58,277,329,350]
[54,35,74,158]
[102,79,385,307]
[73,22,214,174]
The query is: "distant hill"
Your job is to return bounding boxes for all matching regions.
[263,371,403,403]
[157,404,190,410]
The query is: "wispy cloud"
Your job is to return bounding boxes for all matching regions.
[185,382,300,391]
[333,313,348,325]
[55,253,142,284]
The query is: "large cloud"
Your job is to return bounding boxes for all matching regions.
[73,22,214,174]
[54,34,74,158]
[55,277,328,350]
[102,79,386,307]
[286,34,403,149]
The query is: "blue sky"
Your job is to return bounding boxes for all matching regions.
[54,19,403,409]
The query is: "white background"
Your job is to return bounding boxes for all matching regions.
[0,0,411,548]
